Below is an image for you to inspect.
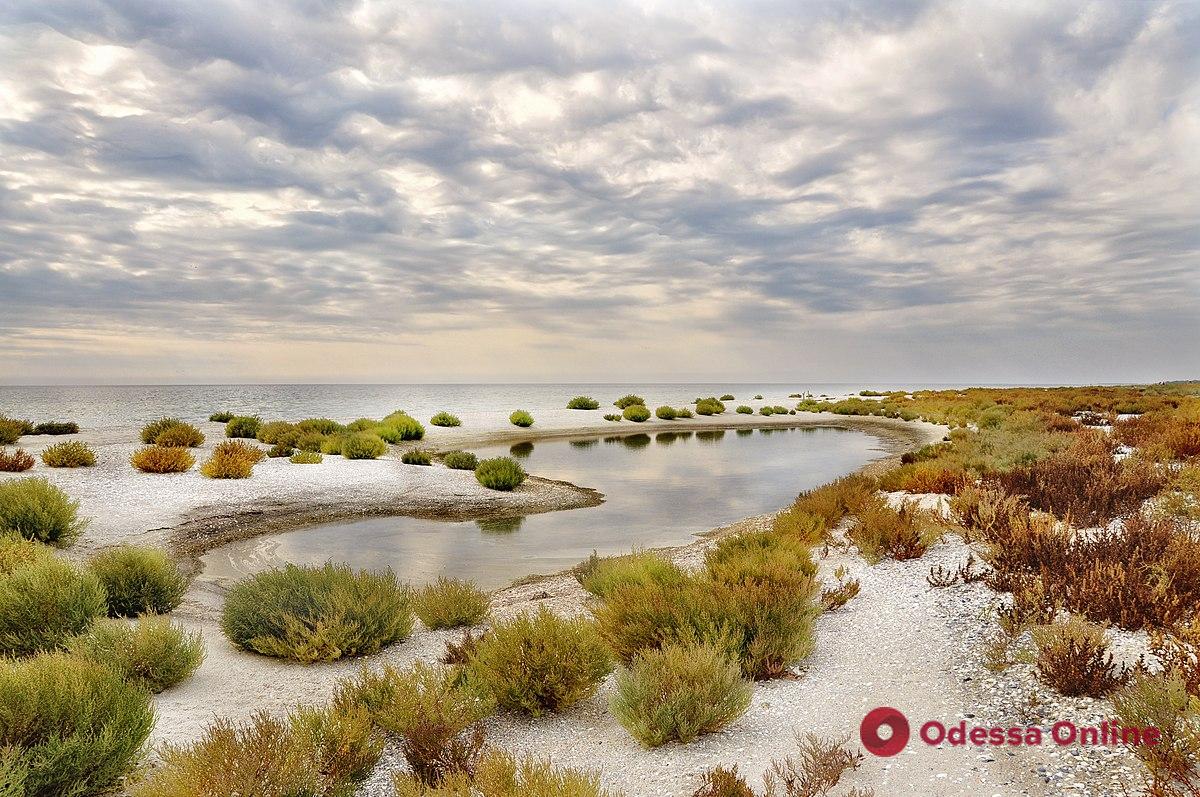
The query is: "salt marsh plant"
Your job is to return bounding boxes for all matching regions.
[0,448,34,472]
[411,576,489,629]
[0,652,155,797]
[68,615,204,692]
[378,411,426,441]
[613,395,645,409]
[200,440,265,478]
[654,406,678,420]
[474,457,526,490]
[442,450,478,470]
[140,416,187,444]
[391,749,618,797]
[1112,672,1200,796]
[604,413,622,422]
[224,415,262,439]
[131,445,194,473]
[154,422,204,448]
[573,550,686,599]
[88,545,186,616]
[341,433,388,460]
[847,496,939,563]
[0,477,88,546]
[256,421,298,446]
[221,563,412,662]
[0,544,107,656]
[132,704,381,797]
[623,404,651,422]
[509,409,534,427]
[401,449,433,465]
[736,405,753,414]
[720,394,735,401]
[676,407,694,418]
[430,411,462,427]
[208,411,234,423]
[611,643,752,747]
[31,421,79,435]
[0,415,31,445]
[567,396,600,410]
[1032,615,1129,697]
[467,606,613,716]
[695,398,726,415]
[40,441,96,467]
[289,450,323,464]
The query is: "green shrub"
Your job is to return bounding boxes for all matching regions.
[736,405,753,414]
[603,413,622,422]
[430,412,462,428]
[290,451,323,464]
[256,421,298,446]
[401,449,432,466]
[68,616,204,692]
[509,410,534,428]
[40,441,95,467]
[132,704,380,797]
[88,545,185,617]
[475,457,526,490]
[847,496,938,563]
[613,395,645,409]
[654,406,677,420]
[754,394,764,400]
[155,423,204,448]
[0,652,155,797]
[320,434,350,455]
[704,530,817,585]
[391,749,616,797]
[342,433,388,460]
[31,421,79,435]
[695,398,725,415]
[140,417,185,444]
[611,643,752,747]
[442,450,478,470]
[267,442,294,458]
[676,407,693,418]
[1113,672,1200,793]
[378,412,426,441]
[294,432,326,452]
[345,418,377,433]
[0,448,35,472]
[208,411,234,423]
[467,606,613,716]
[200,440,264,479]
[131,445,194,473]
[0,477,88,546]
[567,396,600,410]
[0,416,31,445]
[224,415,262,439]
[221,563,413,662]
[623,404,651,422]
[412,577,489,629]
[573,550,685,598]
[295,418,343,436]
[719,394,735,401]
[0,553,107,656]
[337,662,493,785]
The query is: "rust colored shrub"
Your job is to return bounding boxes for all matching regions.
[0,449,34,472]
[1032,615,1129,697]
[131,446,194,473]
[847,497,937,563]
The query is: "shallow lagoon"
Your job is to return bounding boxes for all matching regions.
[200,426,886,590]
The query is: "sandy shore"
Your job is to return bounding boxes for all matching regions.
[5,406,1087,797]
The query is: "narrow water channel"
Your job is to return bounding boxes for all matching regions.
[199,426,887,590]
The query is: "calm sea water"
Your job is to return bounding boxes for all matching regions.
[0,383,954,430]
[200,425,885,590]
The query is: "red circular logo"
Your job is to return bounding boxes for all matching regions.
[860,706,910,757]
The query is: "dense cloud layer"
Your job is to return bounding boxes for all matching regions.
[1,0,1197,384]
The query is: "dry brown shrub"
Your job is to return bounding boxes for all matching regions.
[1031,615,1130,697]
[0,449,34,472]
[131,446,194,473]
[847,496,937,563]
[948,483,1028,543]
[693,766,755,797]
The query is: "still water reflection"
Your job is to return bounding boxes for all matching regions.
[200,426,885,590]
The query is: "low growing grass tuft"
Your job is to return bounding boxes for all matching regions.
[0,651,155,797]
[467,606,613,716]
[32,421,79,435]
[221,563,413,662]
[412,576,489,629]
[89,545,186,616]
[40,440,96,467]
[289,450,323,464]
[0,477,88,546]
[604,413,622,422]
[475,456,526,490]
[69,615,204,692]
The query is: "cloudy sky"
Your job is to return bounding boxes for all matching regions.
[0,0,1196,385]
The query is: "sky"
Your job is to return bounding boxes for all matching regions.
[0,0,1197,386]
